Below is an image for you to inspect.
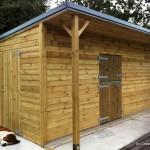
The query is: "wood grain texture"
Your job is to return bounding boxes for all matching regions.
[0,26,42,145]
[71,15,80,146]
[39,22,48,145]
[0,17,149,146]
[0,53,3,125]
[45,26,150,142]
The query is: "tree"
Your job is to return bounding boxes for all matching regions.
[0,0,47,34]
[66,0,150,29]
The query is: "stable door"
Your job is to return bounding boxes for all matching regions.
[99,54,122,124]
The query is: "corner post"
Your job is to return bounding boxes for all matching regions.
[72,15,80,150]
[39,22,47,146]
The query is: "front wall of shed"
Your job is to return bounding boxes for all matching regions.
[46,28,150,141]
[0,26,42,144]
[0,24,150,145]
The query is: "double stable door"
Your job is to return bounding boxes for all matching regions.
[99,54,122,124]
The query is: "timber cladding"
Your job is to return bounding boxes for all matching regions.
[46,28,100,141]
[45,27,150,141]
[0,26,42,144]
[0,18,150,146]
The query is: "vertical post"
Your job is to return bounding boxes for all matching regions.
[72,15,80,150]
[39,22,47,145]
[0,53,3,126]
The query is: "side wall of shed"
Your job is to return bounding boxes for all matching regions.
[0,26,43,145]
[46,27,150,142]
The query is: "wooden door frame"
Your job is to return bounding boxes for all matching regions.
[11,50,20,133]
[0,51,20,132]
[0,52,3,125]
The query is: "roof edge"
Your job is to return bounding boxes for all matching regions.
[0,3,68,41]
[66,2,150,34]
[0,2,149,41]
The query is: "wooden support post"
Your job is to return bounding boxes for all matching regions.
[72,15,80,150]
[39,22,47,145]
[63,15,89,150]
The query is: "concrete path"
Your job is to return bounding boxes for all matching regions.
[0,110,149,150]
[46,110,150,150]
[0,136,44,150]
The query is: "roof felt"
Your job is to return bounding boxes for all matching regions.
[0,2,150,40]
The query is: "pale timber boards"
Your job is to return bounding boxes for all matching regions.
[0,26,42,145]
[39,23,48,145]
[0,14,149,147]
[45,25,150,143]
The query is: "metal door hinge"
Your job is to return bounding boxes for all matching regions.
[97,56,109,61]
[99,85,109,89]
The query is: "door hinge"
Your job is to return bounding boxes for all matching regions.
[97,56,109,61]
[99,85,109,89]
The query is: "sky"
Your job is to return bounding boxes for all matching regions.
[46,0,64,9]
[46,0,149,26]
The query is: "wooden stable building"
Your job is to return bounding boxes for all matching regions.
[0,2,150,148]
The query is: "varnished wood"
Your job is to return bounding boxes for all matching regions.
[0,53,3,125]
[39,23,47,145]
[0,11,149,147]
[79,21,90,37]
[99,54,122,124]
[72,15,80,148]
[0,26,42,145]
[63,25,72,37]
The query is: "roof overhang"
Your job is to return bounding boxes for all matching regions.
[0,2,150,45]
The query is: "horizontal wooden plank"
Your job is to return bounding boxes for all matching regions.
[0,33,39,48]
[1,40,39,51]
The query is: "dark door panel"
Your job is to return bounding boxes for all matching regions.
[99,54,122,124]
